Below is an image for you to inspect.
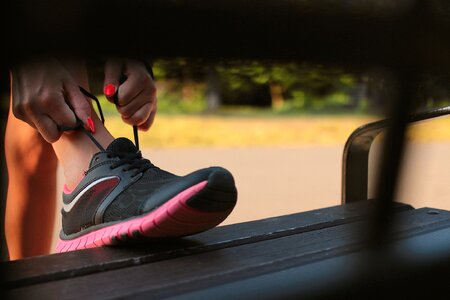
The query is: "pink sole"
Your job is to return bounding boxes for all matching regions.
[56,180,233,253]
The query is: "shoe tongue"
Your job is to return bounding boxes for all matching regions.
[106,137,138,155]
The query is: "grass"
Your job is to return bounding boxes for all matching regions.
[94,94,450,148]
[102,113,450,149]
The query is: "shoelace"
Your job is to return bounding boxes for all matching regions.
[59,87,153,175]
[107,151,154,177]
[58,87,140,151]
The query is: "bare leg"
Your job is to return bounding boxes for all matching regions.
[5,108,58,260]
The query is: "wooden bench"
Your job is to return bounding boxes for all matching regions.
[3,200,450,299]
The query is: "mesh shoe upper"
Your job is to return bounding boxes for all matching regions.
[102,166,179,223]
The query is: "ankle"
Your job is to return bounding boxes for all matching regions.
[61,141,99,190]
[56,131,114,190]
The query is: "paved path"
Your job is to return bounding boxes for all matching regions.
[145,146,344,225]
[52,143,450,249]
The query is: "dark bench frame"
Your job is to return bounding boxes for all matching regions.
[342,105,450,204]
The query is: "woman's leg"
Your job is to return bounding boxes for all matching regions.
[5,109,58,260]
[5,111,113,260]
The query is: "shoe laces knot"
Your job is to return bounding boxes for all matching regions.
[107,151,154,177]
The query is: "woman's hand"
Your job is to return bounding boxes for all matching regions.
[11,57,92,143]
[103,58,157,131]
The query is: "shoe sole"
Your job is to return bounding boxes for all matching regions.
[56,179,236,253]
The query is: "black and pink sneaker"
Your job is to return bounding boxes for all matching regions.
[56,88,237,253]
[56,137,237,253]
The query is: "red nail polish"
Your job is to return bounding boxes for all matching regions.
[104,84,116,98]
[87,117,95,133]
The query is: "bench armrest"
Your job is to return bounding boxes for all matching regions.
[341,105,450,204]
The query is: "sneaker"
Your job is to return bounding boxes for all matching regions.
[56,137,237,253]
[56,88,238,252]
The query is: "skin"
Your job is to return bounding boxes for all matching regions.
[5,57,157,259]
[5,112,58,259]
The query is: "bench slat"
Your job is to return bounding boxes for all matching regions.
[164,226,450,300]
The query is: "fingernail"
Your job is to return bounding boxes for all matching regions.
[104,84,116,98]
[86,117,96,133]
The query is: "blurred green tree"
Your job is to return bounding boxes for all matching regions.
[152,59,449,114]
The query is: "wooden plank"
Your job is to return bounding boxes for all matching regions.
[7,207,450,300]
[3,201,412,288]
[164,226,450,300]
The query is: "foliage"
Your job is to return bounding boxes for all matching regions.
[150,59,449,114]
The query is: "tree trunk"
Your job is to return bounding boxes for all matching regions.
[206,67,221,112]
[269,82,284,108]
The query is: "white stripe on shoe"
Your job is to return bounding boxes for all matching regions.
[62,176,119,213]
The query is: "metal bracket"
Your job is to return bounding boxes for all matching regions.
[342,105,450,204]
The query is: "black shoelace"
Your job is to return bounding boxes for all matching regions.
[107,151,153,177]
[59,87,153,175]
[58,86,140,151]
